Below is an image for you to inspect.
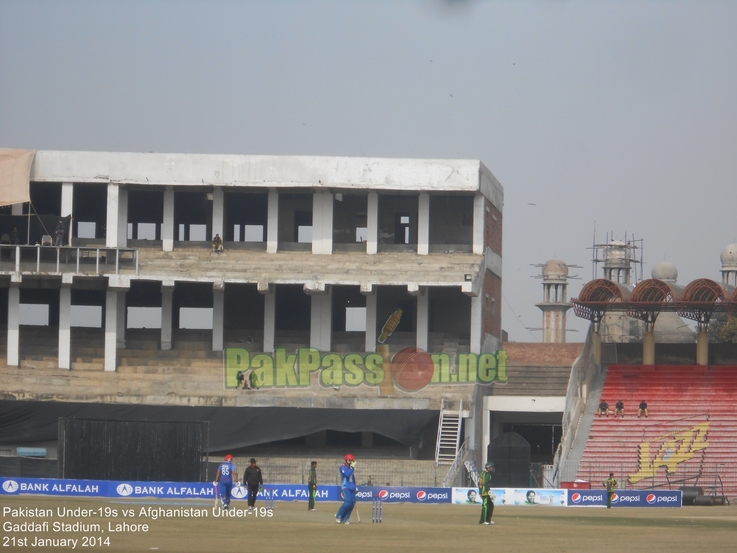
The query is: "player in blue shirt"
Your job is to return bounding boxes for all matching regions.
[214,454,238,509]
[335,453,357,524]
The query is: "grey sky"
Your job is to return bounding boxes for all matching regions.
[1,0,736,342]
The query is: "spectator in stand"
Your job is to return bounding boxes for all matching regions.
[211,234,223,253]
[615,400,625,418]
[598,400,609,417]
[638,400,649,418]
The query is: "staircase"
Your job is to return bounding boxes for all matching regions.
[435,399,463,465]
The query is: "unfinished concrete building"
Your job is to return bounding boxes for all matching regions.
[0,149,504,482]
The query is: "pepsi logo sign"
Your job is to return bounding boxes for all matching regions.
[416,490,427,501]
[646,494,656,504]
[571,493,581,503]
[612,493,619,503]
[378,490,389,500]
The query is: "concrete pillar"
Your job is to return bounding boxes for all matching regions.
[266,191,279,254]
[118,187,128,248]
[104,290,119,372]
[116,292,126,348]
[7,284,20,362]
[643,328,655,365]
[367,192,378,255]
[592,329,602,365]
[263,287,276,352]
[7,283,20,367]
[472,194,486,255]
[162,187,175,252]
[212,283,224,352]
[696,330,709,366]
[161,284,174,350]
[58,284,72,370]
[417,193,430,256]
[310,288,332,352]
[312,192,334,255]
[106,184,121,248]
[364,287,377,352]
[11,204,22,216]
[482,405,491,467]
[61,182,74,245]
[416,287,428,351]
[212,187,224,241]
[470,292,483,355]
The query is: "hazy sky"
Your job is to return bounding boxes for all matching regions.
[1,0,736,342]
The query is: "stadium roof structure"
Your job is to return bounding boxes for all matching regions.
[572,277,737,328]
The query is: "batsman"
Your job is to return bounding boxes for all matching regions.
[479,461,495,525]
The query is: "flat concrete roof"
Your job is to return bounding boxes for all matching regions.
[29,150,503,208]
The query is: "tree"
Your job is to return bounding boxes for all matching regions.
[708,313,737,343]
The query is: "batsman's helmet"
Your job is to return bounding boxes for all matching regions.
[224,454,233,461]
[344,453,355,462]
[485,461,495,470]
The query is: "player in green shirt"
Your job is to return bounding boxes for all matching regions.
[308,461,317,511]
[603,473,617,508]
[478,462,495,525]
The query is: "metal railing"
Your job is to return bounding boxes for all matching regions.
[0,244,138,276]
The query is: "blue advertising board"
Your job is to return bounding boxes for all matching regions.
[0,478,450,504]
[567,489,681,507]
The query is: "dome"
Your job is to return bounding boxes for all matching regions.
[542,259,568,279]
[720,243,737,268]
[651,261,678,283]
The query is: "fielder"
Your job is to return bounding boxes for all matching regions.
[308,461,318,511]
[335,454,357,524]
[603,472,617,508]
[214,454,238,509]
[479,461,495,525]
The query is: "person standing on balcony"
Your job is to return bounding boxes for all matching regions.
[603,473,617,508]
[54,220,65,246]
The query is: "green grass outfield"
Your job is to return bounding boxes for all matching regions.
[2,495,736,552]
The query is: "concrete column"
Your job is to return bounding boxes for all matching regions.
[212,283,224,352]
[116,292,126,348]
[696,330,709,366]
[11,204,22,216]
[472,194,485,255]
[416,287,429,351]
[310,288,332,352]
[118,188,128,248]
[7,283,20,367]
[367,192,378,255]
[592,329,602,365]
[212,187,224,241]
[470,292,483,355]
[266,191,279,254]
[312,192,334,255]
[61,183,74,216]
[106,184,120,248]
[643,327,655,365]
[162,187,175,252]
[58,284,72,370]
[417,193,430,256]
[482,407,491,467]
[104,290,119,372]
[161,284,174,350]
[364,288,377,352]
[263,287,276,352]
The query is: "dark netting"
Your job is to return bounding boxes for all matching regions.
[487,432,531,488]
[0,457,58,478]
[58,419,208,482]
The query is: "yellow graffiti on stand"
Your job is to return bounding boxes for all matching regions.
[628,422,709,484]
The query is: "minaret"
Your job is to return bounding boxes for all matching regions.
[720,243,737,287]
[535,260,572,343]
